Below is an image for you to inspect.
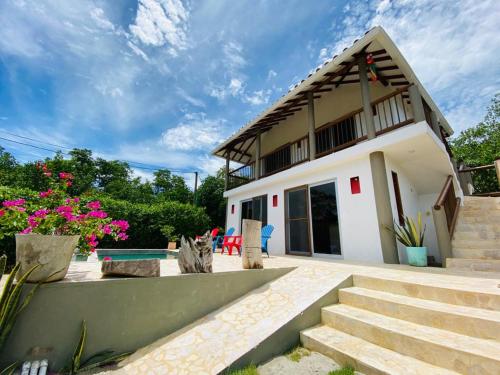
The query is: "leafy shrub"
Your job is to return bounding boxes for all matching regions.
[0,186,211,266]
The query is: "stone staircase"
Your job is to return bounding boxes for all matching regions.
[447,196,500,273]
[301,274,500,374]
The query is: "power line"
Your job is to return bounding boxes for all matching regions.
[0,132,200,175]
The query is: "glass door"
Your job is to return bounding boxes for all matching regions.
[309,181,342,255]
[240,195,267,232]
[285,186,311,255]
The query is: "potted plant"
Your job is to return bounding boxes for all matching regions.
[0,164,129,282]
[161,225,179,250]
[388,213,427,266]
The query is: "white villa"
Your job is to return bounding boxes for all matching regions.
[213,26,462,265]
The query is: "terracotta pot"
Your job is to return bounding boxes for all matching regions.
[16,234,80,282]
[167,241,177,250]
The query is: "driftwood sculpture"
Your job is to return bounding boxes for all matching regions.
[177,231,213,273]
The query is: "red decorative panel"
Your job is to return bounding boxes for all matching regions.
[231,204,235,214]
[350,176,361,194]
[272,195,278,207]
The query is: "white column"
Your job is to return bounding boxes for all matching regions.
[307,91,316,160]
[408,84,425,123]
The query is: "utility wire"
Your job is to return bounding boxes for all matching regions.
[0,132,200,175]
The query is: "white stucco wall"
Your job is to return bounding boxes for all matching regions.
[385,156,441,264]
[225,155,384,263]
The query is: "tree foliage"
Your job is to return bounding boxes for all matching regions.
[195,168,226,229]
[451,93,500,193]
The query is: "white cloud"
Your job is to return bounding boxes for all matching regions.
[267,69,277,80]
[160,113,226,150]
[244,89,272,106]
[127,41,150,61]
[129,0,189,52]
[90,7,115,31]
[223,41,246,70]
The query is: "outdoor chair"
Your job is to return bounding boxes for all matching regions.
[214,227,234,252]
[261,224,274,257]
[221,234,242,256]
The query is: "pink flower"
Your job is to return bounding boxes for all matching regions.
[111,220,129,232]
[0,210,4,217]
[39,189,53,198]
[103,224,112,235]
[43,172,52,177]
[59,172,74,180]
[73,197,80,203]
[2,199,25,207]
[103,256,112,261]
[20,227,32,234]
[87,210,107,219]
[117,232,128,241]
[56,205,73,214]
[66,181,72,187]
[87,201,101,210]
[34,209,50,217]
[86,233,99,247]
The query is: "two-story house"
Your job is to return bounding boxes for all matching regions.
[212,26,462,265]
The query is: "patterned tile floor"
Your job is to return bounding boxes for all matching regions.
[87,254,500,374]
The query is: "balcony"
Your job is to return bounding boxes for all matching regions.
[227,86,431,190]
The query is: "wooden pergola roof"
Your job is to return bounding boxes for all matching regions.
[212,27,452,164]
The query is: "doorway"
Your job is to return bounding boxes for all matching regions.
[240,195,267,232]
[285,186,311,255]
[309,181,342,255]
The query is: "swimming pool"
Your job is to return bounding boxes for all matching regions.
[96,249,177,261]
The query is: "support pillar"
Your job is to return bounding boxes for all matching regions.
[255,132,261,180]
[224,152,230,191]
[307,91,316,160]
[495,158,500,188]
[432,207,453,266]
[369,151,399,264]
[408,85,425,123]
[430,111,440,137]
[358,54,376,139]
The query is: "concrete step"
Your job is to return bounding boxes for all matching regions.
[352,274,500,310]
[338,287,500,340]
[453,230,500,241]
[452,247,500,260]
[454,223,500,233]
[451,239,500,249]
[321,304,500,374]
[301,325,458,375]
[446,258,500,274]
[459,215,500,224]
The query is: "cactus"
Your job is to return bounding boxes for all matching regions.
[0,255,41,353]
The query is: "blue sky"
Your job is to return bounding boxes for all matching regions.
[0,0,499,186]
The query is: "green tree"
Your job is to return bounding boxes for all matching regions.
[451,93,500,193]
[0,147,18,186]
[153,169,193,203]
[196,168,226,228]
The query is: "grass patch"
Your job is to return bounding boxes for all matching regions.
[226,364,259,375]
[286,346,311,362]
[328,365,355,375]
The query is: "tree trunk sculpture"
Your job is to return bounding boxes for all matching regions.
[177,231,213,273]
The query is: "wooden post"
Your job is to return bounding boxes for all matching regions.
[307,91,316,160]
[224,152,230,191]
[432,207,453,266]
[358,54,376,139]
[430,111,440,137]
[408,85,425,123]
[193,171,198,205]
[242,219,263,269]
[495,158,500,188]
[255,132,261,180]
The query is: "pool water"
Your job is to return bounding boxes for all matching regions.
[97,253,168,261]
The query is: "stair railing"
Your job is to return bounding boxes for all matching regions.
[432,175,461,265]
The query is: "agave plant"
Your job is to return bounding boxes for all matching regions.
[0,255,41,352]
[66,320,131,374]
[388,212,426,247]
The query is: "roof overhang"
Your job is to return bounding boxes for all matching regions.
[212,26,453,161]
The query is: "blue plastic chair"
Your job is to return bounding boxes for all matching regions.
[214,227,235,252]
[261,225,274,257]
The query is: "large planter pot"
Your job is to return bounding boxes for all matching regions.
[16,234,80,282]
[167,241,177,250]
[406,246,427,267]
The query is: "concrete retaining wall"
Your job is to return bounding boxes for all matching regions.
[1,267,293,369]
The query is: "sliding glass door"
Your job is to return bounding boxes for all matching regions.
[285,186,311,255]
[241,195,267,231]
[309,181,341,255]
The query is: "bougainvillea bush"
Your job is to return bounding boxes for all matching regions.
[0,164,128,256]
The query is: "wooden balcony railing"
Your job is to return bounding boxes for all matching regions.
[434,175,461,237]
[260,136,309,177]
[227,162,255,189]
[457,161,500,197]
[226,86,416,190]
